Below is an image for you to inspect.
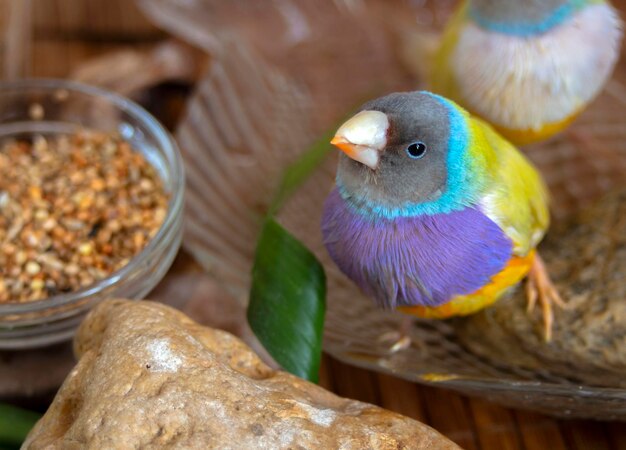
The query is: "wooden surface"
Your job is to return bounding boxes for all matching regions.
[9,2,626,449]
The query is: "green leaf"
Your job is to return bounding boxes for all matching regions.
[248,218,326,382]
[268,127,336,216]
[247,116,360,382]
[0,403,40,447]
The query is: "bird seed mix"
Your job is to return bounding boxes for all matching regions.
[0,131,169,303]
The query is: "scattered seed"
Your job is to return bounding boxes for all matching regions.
[64,264,80,276]
[30,279,45,292]
[15,251,27,265]
[29,103,45,120]
[42,217,57,231]
[53,89,69,102]
[34,209,49,221]
[28,186,42,200]
[25,261,41,275]
[78,242,93,256]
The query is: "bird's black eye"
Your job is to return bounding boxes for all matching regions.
[406,142,427,159]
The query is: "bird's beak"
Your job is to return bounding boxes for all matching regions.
[331,110,389,170]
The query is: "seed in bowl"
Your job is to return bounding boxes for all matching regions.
[0,131,169,303]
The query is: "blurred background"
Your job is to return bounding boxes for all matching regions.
[1,1,626,449]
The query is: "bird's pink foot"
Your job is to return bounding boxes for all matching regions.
[526,253,568,342]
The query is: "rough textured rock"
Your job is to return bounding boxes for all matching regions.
[455,188,626,387]
[24,299,459,449]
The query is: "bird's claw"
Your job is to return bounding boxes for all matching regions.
[526,253,568,342]
[525,278,538,313]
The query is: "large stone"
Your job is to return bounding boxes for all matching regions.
[24,299,459,449]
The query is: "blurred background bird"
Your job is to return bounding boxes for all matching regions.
[322,91,565,348]
[429,0,622,145]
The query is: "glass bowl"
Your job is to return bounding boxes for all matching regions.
[0,79,185,349]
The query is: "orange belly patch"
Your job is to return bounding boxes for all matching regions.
[397,250,535,320]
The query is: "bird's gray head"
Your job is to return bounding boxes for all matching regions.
[332,92,452,208]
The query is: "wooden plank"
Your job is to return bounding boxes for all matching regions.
[2,0,32,79]
[326,357,380,406]
[560,420,613,450]
[317,354,334,392]
[515,410,568,450]
[420,386,481,450]
[468,397,524,450]
[33,0,159,38]
[375,373,428,423]
[606,422,626,450]
[31,40,153,78]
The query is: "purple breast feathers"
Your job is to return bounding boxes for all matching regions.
[321,188,513,309]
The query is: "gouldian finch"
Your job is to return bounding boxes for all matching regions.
[322,91,565,345]
[431,0,623,145]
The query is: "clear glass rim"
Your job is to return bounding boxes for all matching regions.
[0,78,185,315]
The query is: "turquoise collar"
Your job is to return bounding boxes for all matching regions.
[468,0,586,37]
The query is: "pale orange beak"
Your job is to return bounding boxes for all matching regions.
[330,136,357,156]
[330,110,389,170]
